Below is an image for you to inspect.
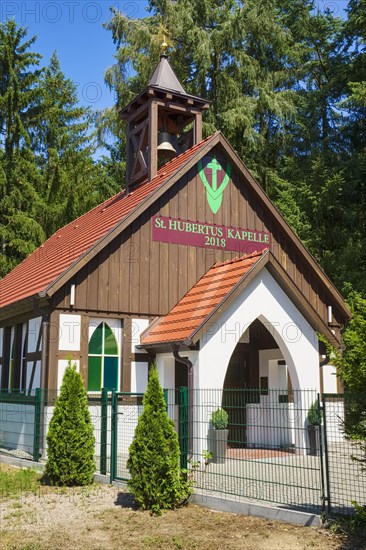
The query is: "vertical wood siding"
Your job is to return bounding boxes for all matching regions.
[51,145,343,329]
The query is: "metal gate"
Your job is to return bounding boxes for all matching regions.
[110,390,144,482]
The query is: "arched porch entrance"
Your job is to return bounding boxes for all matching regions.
[222,319,292,449]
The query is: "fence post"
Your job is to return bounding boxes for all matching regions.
[100,388,108,476]
[110,389,117,484]
[33,388,42,463]
[322,394,332,516]
[317,393,326,512]
[179,386,188,470]
[163,389,168,413]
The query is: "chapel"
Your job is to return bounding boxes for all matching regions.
[0,52,351,401]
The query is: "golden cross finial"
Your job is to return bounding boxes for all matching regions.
[161,35,168,55]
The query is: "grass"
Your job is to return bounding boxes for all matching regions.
[0,464,41,499]
[0,464,365,549]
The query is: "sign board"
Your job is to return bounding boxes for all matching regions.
[152,215,270,254]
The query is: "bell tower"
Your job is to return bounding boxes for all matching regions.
[120,47,210,189]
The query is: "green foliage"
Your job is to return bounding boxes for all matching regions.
[0,20,45,276]
[0,22,115,276]
[351,501,366,528]
[210,408,228,429]
[307,401,323,426]
[323,286,366,394]
[321,287,366,468]
[127,366,191,514]
[45,362,95,486]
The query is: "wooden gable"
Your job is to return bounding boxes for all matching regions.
[51,135,350,343]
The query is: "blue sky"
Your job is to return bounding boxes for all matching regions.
[0,1,349,112]
[0,1,149,110]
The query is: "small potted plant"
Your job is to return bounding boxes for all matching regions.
[208,408,229,464]
[307,401,323,456]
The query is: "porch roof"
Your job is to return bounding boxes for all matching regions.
[141,250,268,346]
[140,249,341,348]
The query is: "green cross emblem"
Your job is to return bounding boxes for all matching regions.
[198,157,231,214]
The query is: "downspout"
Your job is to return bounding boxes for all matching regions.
[173,345,194,456]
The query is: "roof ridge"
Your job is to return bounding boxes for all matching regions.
[212,249,267,269]
[0,132,219,310]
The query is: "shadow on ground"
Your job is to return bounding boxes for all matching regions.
[114,491,139,509]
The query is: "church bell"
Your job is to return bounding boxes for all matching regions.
[157,131,177,162]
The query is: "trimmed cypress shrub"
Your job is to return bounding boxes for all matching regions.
[127,366,191,514]
[45,362,95,486]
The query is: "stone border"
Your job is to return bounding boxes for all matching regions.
[191,490,321,527]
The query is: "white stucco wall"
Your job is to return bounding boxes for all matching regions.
[187,267,320,456]
[27,317,42,354]
[130,318,150,393]
[131,318,149,354]
[130,362,149,393]
[57,359,80,390]
[26,360,41,391]
[196,268,319,391]
[59,314,81,351]
[322,364,338,394]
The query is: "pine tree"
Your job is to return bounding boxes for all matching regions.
[104,0,300,191]
[35,52,115,238]
[0,20,45,275]
[127,366,191,514]
[45,362,95,486]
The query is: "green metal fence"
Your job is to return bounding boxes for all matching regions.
[172,388,324,513]
[0,389,44,462]
[322,393,366,516]
[1,387,366,518]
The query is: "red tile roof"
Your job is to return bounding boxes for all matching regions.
[0,134,216,309]
[141,250,267,345]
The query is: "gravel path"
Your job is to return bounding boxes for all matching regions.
[0,482,128,533]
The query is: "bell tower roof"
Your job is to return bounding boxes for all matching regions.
[120,55,210,189]
[148,55,186,94]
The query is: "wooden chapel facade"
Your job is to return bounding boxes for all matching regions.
[0,55,351,395]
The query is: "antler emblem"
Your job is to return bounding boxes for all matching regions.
[198,157,231,214]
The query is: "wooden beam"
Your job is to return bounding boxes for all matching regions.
[125,123,133,188]
[47,309,59,391]
[80,315,89,389]
[28,322,42,393]
[1,327,11,388]
[12,324,23,389]
[148,101,158,181]
[128,100,150,124]
[194,112,202,144]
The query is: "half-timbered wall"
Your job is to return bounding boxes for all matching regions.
[52,144,344,330]
[0,317,42,391]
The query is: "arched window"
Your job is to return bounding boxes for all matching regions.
[88,322,119,391]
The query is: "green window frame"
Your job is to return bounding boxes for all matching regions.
[88,322,119,391]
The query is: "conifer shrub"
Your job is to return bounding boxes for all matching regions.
[127,366,191,514]
[45,362,95,486]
